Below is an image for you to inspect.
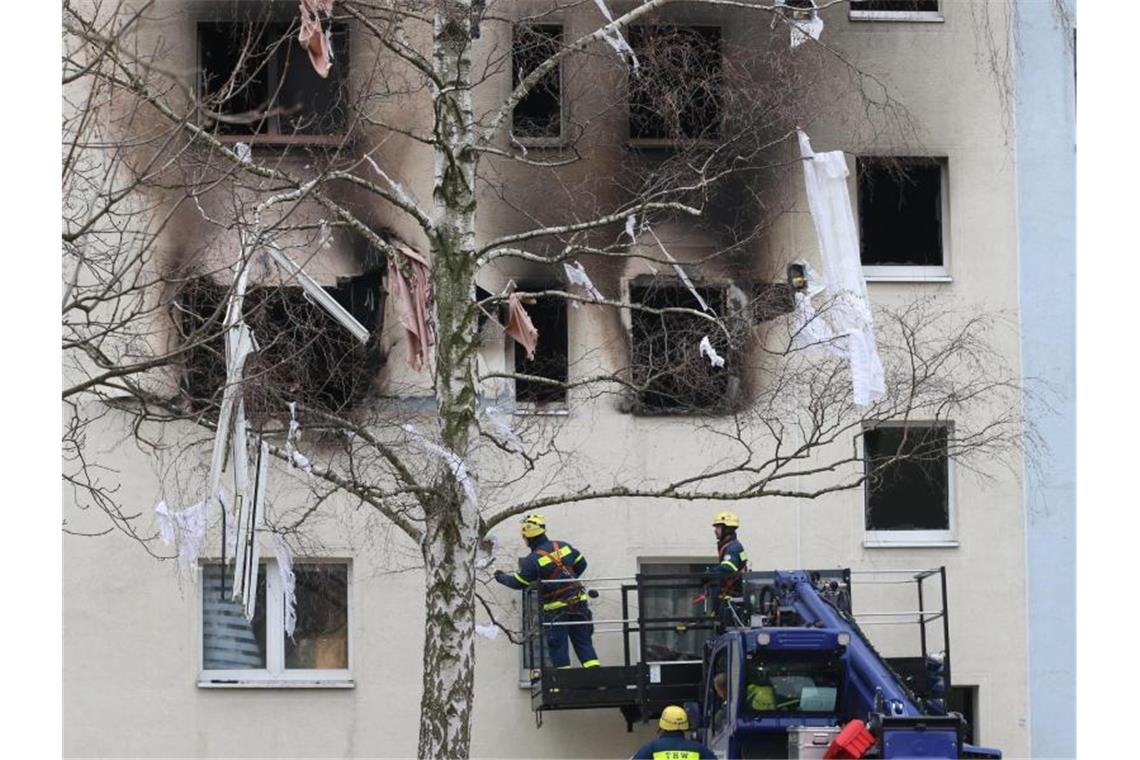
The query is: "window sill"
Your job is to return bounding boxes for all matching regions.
[198,678,355,689]
[214,134,352,148]
[625,137,719,150]
[512,133,568,149]
[513,404,569,417]
[862,265,951,283]
[863,539,959,549]
[849,11,944,23]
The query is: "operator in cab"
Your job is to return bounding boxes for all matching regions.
[630,705,716,760]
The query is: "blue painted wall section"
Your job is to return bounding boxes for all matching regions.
[1015,1,1076,757]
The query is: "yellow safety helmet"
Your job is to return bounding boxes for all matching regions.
[712,511,740,529]
[659,705,690,732]
[520,514,547,539]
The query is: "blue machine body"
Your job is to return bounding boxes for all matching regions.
[696,571,1002,759]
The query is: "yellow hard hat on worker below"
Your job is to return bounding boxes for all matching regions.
[659,705,690,732]
[712,511,740,528]
[520,514,547,538]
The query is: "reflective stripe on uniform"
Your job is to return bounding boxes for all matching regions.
[542,592,589,611]
[536,545,574,566]
[720,559,739,572]
[512,573,531,586]
[652,752,699,760]
[582,659,600,668]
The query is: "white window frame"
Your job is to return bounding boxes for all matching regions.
[198,558,354,688]
[861,421,958,548]
[510,22,567,148]
[848,1,944,23]
[854,155,952,283]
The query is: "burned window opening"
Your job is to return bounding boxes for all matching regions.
[628,26,722,142]
[174,271,384,419]
[629,281,733,414]
[857,157,944,267]
[512,25,563,140]
[198,18,350,139]
[512,291,568,407]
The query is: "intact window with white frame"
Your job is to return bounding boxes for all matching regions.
[200,560,352,686]
[512,24,564,142]
[862,422,956,546]
[849,1,943,23]
[856,157,950,281]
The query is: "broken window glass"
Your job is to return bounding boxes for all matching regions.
[513,25,563,139]
[513,291,568,406]
[198,16,350,139]
[628,26,722,141]
[174,271,384,417]
[202,563,267,670]
[857,157,944,267]
[284,564,349,670]
[629,281,730,414]
[863,424,950,532]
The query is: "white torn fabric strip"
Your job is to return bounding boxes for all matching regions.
[364,155,422,213]
[624,214,638,243]
[790,7,824,49]
[403,424,478,510]
[797,130,886,407]
[234,439,269,620]
[290,450,313,474]
[592,0,640,73]
[274,535,297,639]
[563,261,605,303]
[476,533,499,569]
[699,336,726,368]
[154,500,207,573]
[267,248,370,344]
[474,624,501,641]
[647,226,711,313]
[484,406,524,453]
[233,142,252,164]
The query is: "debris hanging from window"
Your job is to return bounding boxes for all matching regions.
[797,130,886,407]
[154,499,207,573]
[387,243,434,371]
[299,0,336,78]
[563,260,605,303]
[592,0,640,73]
[505,293,539,360]
[274,535,298,639]
[699,335,726,368]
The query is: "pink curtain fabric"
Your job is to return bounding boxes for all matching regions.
[387,243,434,371]
[505,294,539,361]
[299,0,335,78]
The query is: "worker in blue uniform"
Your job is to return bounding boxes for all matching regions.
[494,514,600,668]
[709,511,749,627]
[630,705,716,760]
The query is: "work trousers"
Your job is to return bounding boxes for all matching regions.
[545,604,599,668]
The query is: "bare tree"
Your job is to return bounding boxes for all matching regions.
[62,1,1028,756]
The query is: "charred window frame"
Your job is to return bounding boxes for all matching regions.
[511,288,568,409]
[862,422,957,547]
[628,26,722,143]
[857,157,950,281]
[512,25,564,142]
[849,1,942,22]
[197,11,351,143]
[199,560,352,688]
[627,279,734,415]
[173,271,384,417]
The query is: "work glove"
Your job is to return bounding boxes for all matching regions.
[494,570,510,584]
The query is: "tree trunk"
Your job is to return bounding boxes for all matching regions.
[417,3,482,757]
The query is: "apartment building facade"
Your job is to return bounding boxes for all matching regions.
[63,1,1074,757]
